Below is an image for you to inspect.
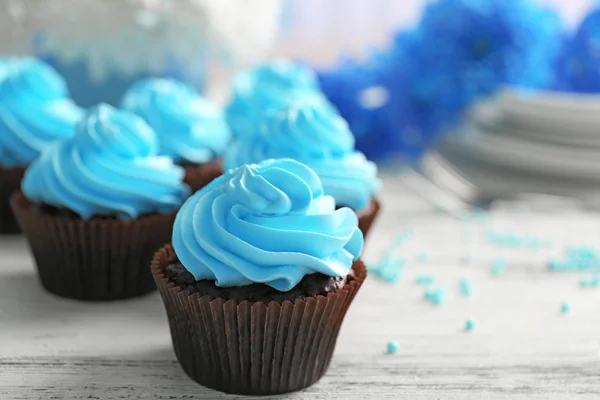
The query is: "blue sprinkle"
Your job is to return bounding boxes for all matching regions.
[418,252,430,263]
[461,254,473,264]
[387,340,400,354]
[560,302,570,314]
[424,286,447,305]
[548,246,600,272]
[415,274,436,285]
[371,257,405,284]
[465,318,476,331]
[491,257,506,276]
[486,231,543,249]
[579,273,600,288]
[459,278,472,296]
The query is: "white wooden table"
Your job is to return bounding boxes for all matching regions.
[1,176,600,399]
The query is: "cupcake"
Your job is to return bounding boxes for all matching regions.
[11,104,190,301]
[225,101,381,238]
[121,78,231,192]
[0,58,82,234]
[226,60,323,139]
[152,158,366,395]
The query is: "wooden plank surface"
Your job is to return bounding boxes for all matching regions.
[1,176,600,399]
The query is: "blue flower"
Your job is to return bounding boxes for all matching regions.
[554,7,600,93]
[317,0,562,161]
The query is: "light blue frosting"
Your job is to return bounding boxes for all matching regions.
[0,58,83,167]
[225,102,381,211]
[121,78,231,163]
[22,104,190,219]
[172,158,363,291]
[226,60,323,139]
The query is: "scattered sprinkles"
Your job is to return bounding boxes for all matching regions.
[415,274,436,285]
[579,273,600,288]
[464,318,476,331]
[491,257,506,276]
[424,286,447,305]
[486,231,543,249]
[371,258,405,283]
[459,278,472,296]
[387,340,400,354]
[548,246,600,272]
[560,302,570,314]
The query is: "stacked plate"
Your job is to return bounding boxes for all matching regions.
[420,88,600,207]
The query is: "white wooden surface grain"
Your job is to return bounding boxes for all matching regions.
[1,176,600,399]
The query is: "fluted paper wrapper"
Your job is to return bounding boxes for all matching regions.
[0,166,25,234]
[356,197,380,239]
[181,161,222,193]
[11,192,175,301]
[152,245,367,395]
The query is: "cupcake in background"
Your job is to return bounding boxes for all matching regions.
[11,104,189,301]
[225,101,381,238]
[152,158,366,395]
[0,58,82,234]
[226,60,323,139]
[121,78,231,192]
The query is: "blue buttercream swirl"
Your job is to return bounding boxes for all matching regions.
[22,104,190,219]
[226,60,323,139]
[172,158,364,291]
[225,102,380,210]
[121,78,231,163]
[0,58,83,167]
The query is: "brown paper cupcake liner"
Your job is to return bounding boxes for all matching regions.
[357,197,381,239]
[0,166,25,234]
[181,161,223,193]
[11,192,176,301]
[152,245,367,395]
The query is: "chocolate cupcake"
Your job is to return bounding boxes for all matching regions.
[121,78,231,192]
[226,60,323,139]
[12,104,189,301]
[0,58,82,234]
[152,158,366,395]
[225,100,381,239]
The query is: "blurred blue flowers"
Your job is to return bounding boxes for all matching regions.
[317,0,562,161]
[554,7,600,93]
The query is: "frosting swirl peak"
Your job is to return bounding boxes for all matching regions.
[172,158,363,291]
[225,101,380,210]
[0,58,83,167]
[121,78,231,163]
[22,104,190,219]
[226,60,322,139]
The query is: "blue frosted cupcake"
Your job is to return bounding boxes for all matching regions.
[152,158,367,395]
[121,78,231,191]
[225,101,381,237]
[11,104,190,300]
[0,58,82,234]
[226,60,325,139]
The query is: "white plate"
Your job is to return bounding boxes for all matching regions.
[470,111,600,148]
[440,125,600,179]
[498,87,600,138]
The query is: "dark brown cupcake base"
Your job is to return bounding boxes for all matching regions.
[0,166,25,234]
[11,192,176,301]
[181,161,222,193]
[152,245,367,395]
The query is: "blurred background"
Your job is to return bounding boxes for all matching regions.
[272,0,591,64]
[2,0,600,211]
